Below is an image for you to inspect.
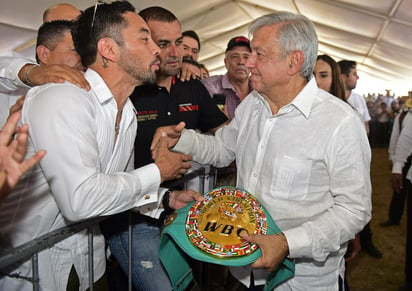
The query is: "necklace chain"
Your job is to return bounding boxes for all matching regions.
[115,123,120,134]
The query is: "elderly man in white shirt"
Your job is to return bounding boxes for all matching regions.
[0,2,201,291]
[153,11,371,290]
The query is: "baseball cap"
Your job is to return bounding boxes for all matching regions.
[225,36,251,52]
[159,186,295,291]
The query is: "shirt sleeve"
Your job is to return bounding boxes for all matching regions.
[23,83,161,222]
[393,116,412,174]
[0,56,34,92]
[388,114,401,160]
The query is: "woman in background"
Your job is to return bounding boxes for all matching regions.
[314,54,346,101]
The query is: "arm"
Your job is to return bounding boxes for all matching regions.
[0,56,34,92]
[392,117,412,192]
[0,55,90,92]
[388,114,401,160]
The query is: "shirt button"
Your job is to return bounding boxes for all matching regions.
[253,173,257,178]
[144,195,150,200]
[167,112,171,116]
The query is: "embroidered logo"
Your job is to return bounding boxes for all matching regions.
[136,110,158,121]
[179,104,199,112]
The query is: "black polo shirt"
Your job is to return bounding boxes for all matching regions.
[130,77,228,168]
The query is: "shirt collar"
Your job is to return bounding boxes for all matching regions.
[289,77,317,119]
[222,73,234,90]
[85,68,114,104]
[254,76,317,119]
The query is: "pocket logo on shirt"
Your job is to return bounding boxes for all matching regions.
[179,104,199,112]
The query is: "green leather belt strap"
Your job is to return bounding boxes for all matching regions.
[158,190,295,291]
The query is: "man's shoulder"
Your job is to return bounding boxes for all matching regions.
[201,75,223,85]
[130,83,162,101]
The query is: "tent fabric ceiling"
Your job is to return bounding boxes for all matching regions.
[1,0,411,96]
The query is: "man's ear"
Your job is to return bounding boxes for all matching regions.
[36,45,50,65]
[287,49,304,75]
[97,37,120,63]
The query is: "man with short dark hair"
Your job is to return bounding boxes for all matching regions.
[182,30,200,61]
[0,2,199,290]
[102,6,227,290]
[0,3,87,128]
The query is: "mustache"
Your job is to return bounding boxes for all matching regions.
[151,55,161,66]
[165,56,180,64]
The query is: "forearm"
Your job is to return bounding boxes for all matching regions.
[0,56,34,92]
[174,128,234,167]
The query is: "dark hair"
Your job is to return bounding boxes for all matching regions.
[317,55,346,101]
[337,60,357,76]
[72,1,135,66]
[36,20,76,63]
[182,30,200,51]
[138,6,178,23]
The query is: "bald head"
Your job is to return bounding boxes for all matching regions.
[43,3,80,22]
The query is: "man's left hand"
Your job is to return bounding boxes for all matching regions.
[169,189,204,209]
[241,232,289,272]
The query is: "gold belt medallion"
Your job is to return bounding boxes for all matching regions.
[186,187,267,258]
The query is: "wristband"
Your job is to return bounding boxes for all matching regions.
[162,190,175,213]
[24,64,39,87]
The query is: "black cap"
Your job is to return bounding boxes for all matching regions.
[225,36,251,52]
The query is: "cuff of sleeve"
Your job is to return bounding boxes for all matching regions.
[392,162,404,174]
[138,187,168,218]
[132,163,161,207]
[173,129,195,154]
[8,59,35,88]
[282,226,312,258]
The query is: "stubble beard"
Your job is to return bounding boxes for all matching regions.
[120,50,157,85]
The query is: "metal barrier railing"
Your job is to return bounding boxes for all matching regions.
[0,166,208,291]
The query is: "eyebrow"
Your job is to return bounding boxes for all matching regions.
[140,27,150,34]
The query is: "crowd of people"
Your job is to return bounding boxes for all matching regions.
[0,1,410,290]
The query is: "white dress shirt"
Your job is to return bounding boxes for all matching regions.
[0,69,161,291]
[174,77,372,290]
[0,54,33,127]
[392,112,412,182]
[347,91,371,122]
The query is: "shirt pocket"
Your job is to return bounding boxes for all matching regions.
[271,156,312,200]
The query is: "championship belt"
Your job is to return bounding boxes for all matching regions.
[158,186,295,291]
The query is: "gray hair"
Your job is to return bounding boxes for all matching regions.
[249,11,318,81]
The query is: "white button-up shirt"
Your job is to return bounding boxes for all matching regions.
[0,69,161,291]
[392,111,412,182]
[174,78,371,290]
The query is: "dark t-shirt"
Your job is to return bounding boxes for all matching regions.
[130,77,228,168]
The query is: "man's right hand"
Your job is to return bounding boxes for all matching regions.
[392,173,403,193]
[153,132,192,182]
[19,64,90,91]
[151,122,186,153]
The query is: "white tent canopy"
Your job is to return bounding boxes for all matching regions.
[1,0,412,97]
